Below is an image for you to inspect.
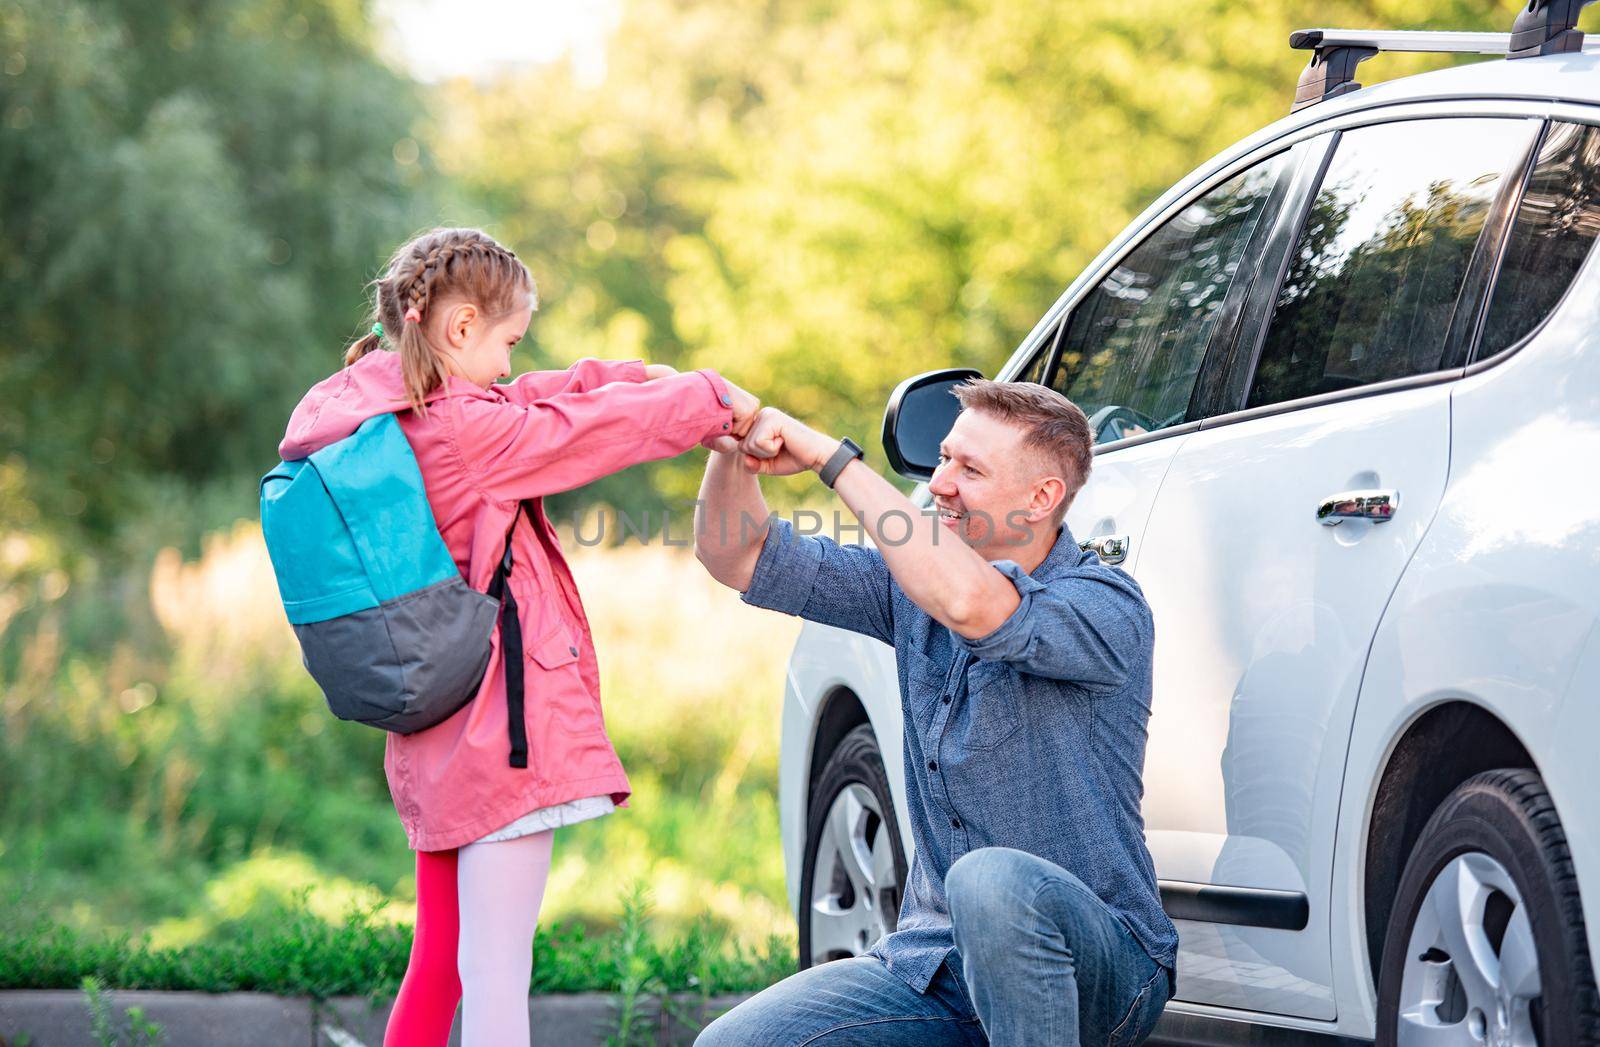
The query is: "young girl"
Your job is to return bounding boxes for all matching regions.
[275,227,759,1046]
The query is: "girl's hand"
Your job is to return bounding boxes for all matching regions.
[724,381,762,439]
[699,379,760,452]
[644,364,678,380]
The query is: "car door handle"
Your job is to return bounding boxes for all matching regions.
[1079,534,1130,565]
[1317,489,1399,526]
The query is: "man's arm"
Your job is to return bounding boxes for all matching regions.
[737,409,1021,639]
[693,443,771,592]
[695,441,897,644]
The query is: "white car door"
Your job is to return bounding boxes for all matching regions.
[1134,114,1545,1021]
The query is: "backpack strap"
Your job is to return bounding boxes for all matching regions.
[487,501,530,769]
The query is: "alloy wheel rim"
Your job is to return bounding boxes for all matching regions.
[1397,851,1543,1046]
[807,782,898,964]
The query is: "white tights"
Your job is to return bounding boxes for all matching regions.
[455,830,554,1047]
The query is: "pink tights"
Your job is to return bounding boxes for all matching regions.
[384,831,555,1047]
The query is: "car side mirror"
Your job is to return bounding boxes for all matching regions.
[881,368,982,481]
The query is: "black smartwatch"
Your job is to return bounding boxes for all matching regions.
[819,437,864,489]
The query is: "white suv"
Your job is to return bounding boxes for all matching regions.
[776,20,1600,1046]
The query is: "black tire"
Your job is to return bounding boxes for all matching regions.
[1376,768,1599,1046]
[797,723,908,970]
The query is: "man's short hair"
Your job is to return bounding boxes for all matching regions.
[951,379,1093,525]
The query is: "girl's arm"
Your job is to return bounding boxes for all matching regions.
[456,370,758,501]
[495,358,648,406]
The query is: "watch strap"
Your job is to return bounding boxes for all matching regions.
[819,437,864,489]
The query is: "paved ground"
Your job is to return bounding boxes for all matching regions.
[0,990,750,1046]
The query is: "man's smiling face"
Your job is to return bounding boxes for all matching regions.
[927,409,1047,558]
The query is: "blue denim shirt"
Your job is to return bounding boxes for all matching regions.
[742,516,1178,994]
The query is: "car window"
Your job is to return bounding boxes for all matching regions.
[1051,151,1291,445]
[1012,335,1054,384]
[1247,118,1537,409]
[1478,121,1600,358]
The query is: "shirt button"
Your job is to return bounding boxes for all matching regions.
[722,422,730,429]
[950,817,961,829]
[720,394,732,406]
[927,760,938,771]
[942,695,951,705]
[568,645,578,657]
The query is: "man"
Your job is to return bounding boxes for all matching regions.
[693,380,1177,1047]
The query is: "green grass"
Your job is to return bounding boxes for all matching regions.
[0,522,804,993]
[0,889,793,997]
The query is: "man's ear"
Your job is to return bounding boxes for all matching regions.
[1029,475,1067,523]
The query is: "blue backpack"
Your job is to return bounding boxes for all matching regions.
[260,413,532,766]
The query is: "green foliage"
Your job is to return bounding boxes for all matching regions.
[449,0,1519,517]
[0,533,796,997]
[80,975,165,1046]
[597,884,768,1045]
[0,0,1558,542]
[0,0,441,552]
[4,896,409,997]
[0,902,793,997]
[606,885,657,1046]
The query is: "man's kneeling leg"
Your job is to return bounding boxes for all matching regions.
[947,847,1170,1047]
[696,954,985,1047]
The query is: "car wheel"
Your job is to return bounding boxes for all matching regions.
[1377,769,1599,1046]
[797,723,907,969]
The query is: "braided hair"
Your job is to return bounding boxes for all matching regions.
[345,228,537,414]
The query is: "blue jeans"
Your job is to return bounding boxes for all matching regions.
[697,847,1171,1046]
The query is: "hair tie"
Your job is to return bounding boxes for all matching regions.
[370,322,384,337]
[403,307,422,324]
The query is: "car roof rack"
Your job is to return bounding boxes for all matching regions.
[1289,1,1597,113]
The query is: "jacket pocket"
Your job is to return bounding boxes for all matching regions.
[527,618,603,736]
[530,622,580,670]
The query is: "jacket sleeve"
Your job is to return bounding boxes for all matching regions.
[456,368,735,500]
[495,358,647,406]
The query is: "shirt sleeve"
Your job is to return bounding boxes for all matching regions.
[456,368,734,501]
[954,559,1152,692]
[739,516,895,646]
[495,358,648,406]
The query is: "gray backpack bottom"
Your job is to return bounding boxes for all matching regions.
[294,574,500,734]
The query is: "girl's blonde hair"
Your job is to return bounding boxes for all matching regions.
[345,227,537,413]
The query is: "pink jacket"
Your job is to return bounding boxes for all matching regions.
[278,349,735,850]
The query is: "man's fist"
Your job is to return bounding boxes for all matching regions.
[738,408,835,477]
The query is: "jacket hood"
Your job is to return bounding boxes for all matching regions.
[278,350,486,461]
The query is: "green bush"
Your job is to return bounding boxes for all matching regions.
[0,898,793,998]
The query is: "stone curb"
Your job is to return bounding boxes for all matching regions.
[0,990,751,1046]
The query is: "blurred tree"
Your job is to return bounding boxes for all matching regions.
[0,0,1535,540]
[0,0,441,553]
[445,0,1510,512]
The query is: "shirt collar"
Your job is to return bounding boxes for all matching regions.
[1028,523,1082,582]
[984,523,1082,592]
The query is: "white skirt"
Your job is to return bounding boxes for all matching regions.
[471,794,615,844]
